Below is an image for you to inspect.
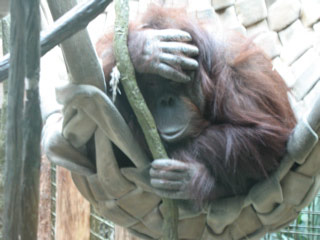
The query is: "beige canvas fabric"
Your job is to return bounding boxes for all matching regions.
[42,83,320,239]
[42,0,320,239]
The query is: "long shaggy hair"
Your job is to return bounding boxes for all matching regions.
[96,6,296,204]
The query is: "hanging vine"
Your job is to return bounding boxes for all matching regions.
[113,0,179,239]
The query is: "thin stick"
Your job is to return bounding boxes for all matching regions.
[113,0,179,239]
[0,0,112,83]
[3,0,26,238]
[20,0,42,238]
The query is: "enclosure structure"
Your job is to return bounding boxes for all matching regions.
[1,0,320,239]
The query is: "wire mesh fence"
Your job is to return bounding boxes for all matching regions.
[263,193,320,240]
[90,208,114,240]
[51,165,56,240]
[50,164,320,240]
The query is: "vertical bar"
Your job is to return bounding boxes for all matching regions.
[312,199,315,240]
[20,0,42,238]
[0,15,10,239]
[3,0,26,238]
[37,156,52,240]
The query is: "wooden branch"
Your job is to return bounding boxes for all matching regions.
[3,0,26,238]
[46,0,106,89]
[0,16,10,238]
[20,0,42,238]
[113,0,179,239]
[0,0,112,83]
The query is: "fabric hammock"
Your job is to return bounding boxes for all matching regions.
[42,82,320,239]
[41,0,320,239]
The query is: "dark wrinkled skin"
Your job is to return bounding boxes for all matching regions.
[129,29,202,200]
[97,9,296,205]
